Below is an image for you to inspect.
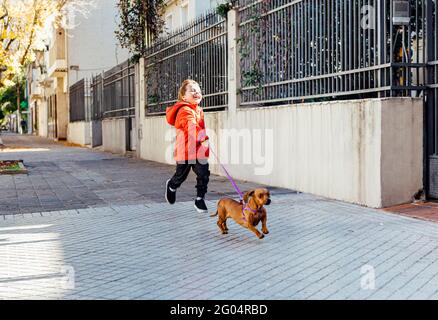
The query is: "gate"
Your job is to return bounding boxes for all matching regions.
[426,0,438,198]
[69,79,91,122]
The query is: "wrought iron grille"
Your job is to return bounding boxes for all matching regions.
[91,74,103,121]
[144,10,228,115]
[102,59,135,119]
[426,0,438,198]
[238,0,427,106]
[69,78,91,122]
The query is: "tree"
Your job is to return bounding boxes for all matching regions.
[115,0,166,62]
[0,0,94,86]
[0,78,25,128]
[0,0,94,132]
[0,76,25,111]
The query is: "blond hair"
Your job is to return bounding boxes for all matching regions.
[178,79,200,101]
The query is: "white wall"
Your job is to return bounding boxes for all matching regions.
[139,98,423,208]
[165,0,192,32]
[38,100,48,138]
[67,121,91,146]
[67,0,130,85]
[102,118,128,154]
[195,0,212,16]
[164,0,225,32]
[380,101,423,206]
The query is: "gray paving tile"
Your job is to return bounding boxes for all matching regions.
[2,134,437,300]
[0,195,437,299]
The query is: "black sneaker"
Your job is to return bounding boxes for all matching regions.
[165,179,176,204]
[194,197,208,213]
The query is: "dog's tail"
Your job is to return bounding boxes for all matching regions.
[210,210,218,217]
[210,199,221,217]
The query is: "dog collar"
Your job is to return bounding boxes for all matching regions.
[241,201,262,222]
[243,205,259,214]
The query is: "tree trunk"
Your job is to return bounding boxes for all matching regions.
[16,83,21,134]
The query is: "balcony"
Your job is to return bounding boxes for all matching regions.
[39,73,54,88]
[48,28,67,78]
[48,59,67,78]
[30,81,43,99]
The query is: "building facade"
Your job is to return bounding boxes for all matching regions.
[26,0,438,208]
[26,0,129,141]
[163,0,225,32]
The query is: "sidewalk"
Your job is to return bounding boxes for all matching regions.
[0,134,438,299]
[1,194,438,300]
[0,134,287,215]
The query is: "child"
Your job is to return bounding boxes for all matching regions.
[165,79,210,213]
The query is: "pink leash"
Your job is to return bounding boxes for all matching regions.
[207,142,258,220]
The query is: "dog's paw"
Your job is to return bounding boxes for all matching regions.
[258,234,264,239]
[263,229,269,235]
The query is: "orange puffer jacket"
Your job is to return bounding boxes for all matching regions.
[166,101,209,161]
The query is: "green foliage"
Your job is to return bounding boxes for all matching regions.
[129,53,143,64]
[1,101,14,114]
[0,79,25,120]
[148,94,159,104]
[242,65,263,87]
[115,0,166,58]
[216,1,236,19]
[239,1,269,96]
[0,161,21,171]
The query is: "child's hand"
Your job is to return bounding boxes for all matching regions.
[201,140,209,147]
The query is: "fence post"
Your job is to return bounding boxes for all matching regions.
[227,8,240,116]
[377,0,385,97]
[135,57,145,158]
[425,0,435,198]
[100,71,105,120]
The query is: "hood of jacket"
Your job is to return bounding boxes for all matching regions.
[166,101,197,126]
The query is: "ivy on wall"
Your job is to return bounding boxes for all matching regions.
[216,1,237,18]
[115,0,166,62]
[238,0,269,96]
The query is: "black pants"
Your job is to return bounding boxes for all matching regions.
[169,160,210,198]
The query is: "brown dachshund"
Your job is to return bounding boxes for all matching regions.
[210,188,271,239]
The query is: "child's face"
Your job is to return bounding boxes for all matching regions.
[183,83,202,105]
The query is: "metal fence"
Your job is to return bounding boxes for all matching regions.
[91,74,103,121]
[69,78,91,122]
[426,0,438,197]
[90,59,135,120]
[102,60,135,119]
[144,10,228,115]
[428,0,438,154]
[238,0,428,106]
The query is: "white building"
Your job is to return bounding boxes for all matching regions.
[163,0,226,32]
[67,1,128,85]
[26,0,129,141]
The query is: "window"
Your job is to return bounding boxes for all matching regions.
[181,2,189,26]
[165,14,173,32]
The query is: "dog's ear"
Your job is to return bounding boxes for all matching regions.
[243,190,255,203]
